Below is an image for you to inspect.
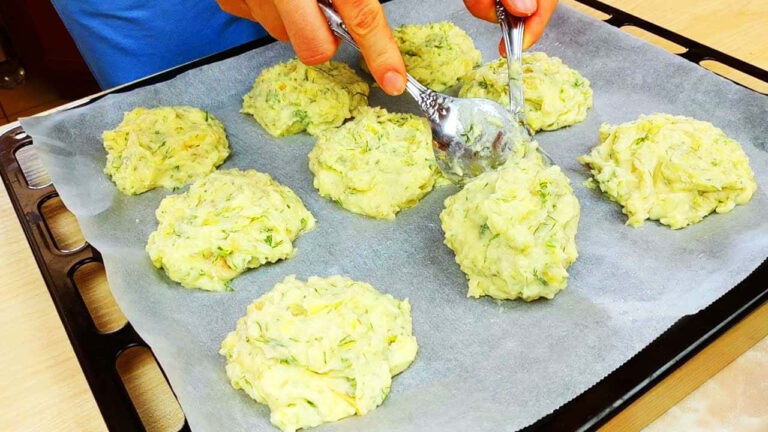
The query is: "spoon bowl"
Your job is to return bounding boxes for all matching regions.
[319,1,531,184]
[423,94,531,182]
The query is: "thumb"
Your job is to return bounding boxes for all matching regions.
[334,0,406,95]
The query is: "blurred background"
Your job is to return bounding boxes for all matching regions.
[0,0,99,125]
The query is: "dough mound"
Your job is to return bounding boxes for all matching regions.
[389,22,482,91]
[102,106,229,195]
[220,275,418,432]
[146,169,315,291]
[579,114,757,229]
[242,59,369,137]
[459,52,593,132]
[440,157,580,301]
[308,106,441,219]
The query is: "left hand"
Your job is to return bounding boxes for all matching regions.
[216,0,407,96]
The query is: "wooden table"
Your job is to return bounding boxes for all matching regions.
[1,1,766,430]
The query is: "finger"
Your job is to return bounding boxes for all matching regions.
[245,0,289,41]
[463,0,497,22]
[523,0,557,48]
[335,0,406,95]
[273,0,339,65]
[216,0,253,19]
[501,0,538,17]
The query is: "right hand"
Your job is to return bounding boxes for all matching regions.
[463,0,558,53]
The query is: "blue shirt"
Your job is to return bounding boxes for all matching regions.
[51,0,266,89]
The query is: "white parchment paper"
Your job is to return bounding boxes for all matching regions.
[20,1,768,430]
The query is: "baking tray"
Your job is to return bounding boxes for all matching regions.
[1,1,766,430]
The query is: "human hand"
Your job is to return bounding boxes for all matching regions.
[217,0,407,95]
[463,0,558,54]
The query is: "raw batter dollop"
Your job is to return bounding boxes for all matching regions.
[579,114,757,229]
[441,156,580,301]
[220,275,418,432]
[146,169,315,291]
[458,53,592,132]
[102,106,230,195]
[308,106,442,219]
[365,21,481,91]
[242,59,369,137]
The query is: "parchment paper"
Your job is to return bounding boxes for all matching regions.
[20,1,768,430]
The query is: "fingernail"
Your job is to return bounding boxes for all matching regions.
[382,71,406,95]
[510,0,537,15]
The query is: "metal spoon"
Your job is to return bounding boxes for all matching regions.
[318,1,531,184]
[496,0,555,165]
[496,0,529,132]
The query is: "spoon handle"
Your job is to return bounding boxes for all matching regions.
[496,0,526,118]
[317,0,359,49]
[496,2,556,164]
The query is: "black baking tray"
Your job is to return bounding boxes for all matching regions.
[1,1,766,430]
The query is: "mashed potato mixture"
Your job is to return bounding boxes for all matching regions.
[458,53,593,132]
[102,106,229,195]
[579,114,757,229]
[308,106,442,219]
[441,157,580,301]
[146,169,315,291]
[220,275,418,432]
[385,22,482,91]
[242,59,369,137]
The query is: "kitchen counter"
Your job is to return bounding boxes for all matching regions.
[1,1,766,430]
